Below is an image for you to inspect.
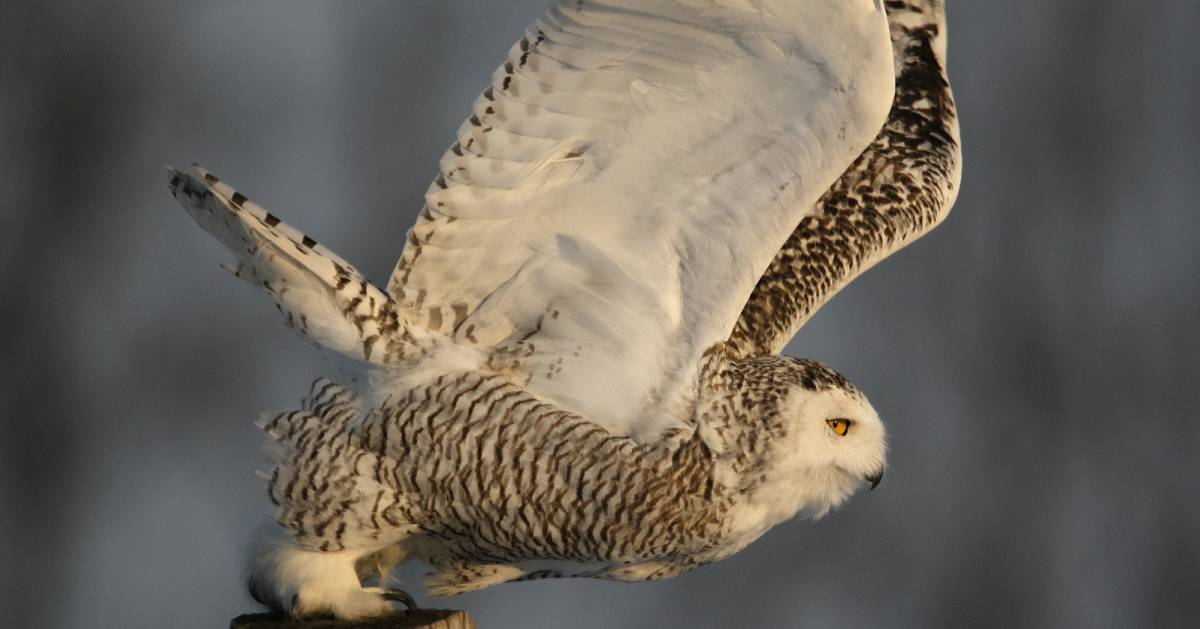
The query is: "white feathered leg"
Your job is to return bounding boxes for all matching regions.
[247,525,411,619]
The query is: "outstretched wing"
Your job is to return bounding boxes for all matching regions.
[388,0,894,439]
[727,2,963,358]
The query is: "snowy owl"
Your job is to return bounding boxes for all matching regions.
[169,0,959,619]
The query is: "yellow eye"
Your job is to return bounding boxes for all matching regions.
[826,418,852,436]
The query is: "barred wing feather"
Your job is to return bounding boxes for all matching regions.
[727,2,963,358]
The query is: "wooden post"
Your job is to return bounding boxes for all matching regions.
[230,610,476,629]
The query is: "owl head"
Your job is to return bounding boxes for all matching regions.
[700,355,887,532]
[772,358,887,517]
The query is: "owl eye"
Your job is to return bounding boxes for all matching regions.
[826,418,852,436]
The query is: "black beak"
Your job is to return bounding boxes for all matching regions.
[865,470,884,490]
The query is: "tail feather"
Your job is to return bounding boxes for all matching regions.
[168,165,426,364]
[189,165,359,276]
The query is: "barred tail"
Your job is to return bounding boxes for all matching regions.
[258,379,416,552]
[168,166,428,364]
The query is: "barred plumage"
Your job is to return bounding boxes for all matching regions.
[728,0,962,356]
[172,0,959,620]
[255,352,875,602]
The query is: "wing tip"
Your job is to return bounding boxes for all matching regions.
[165,166,211,207]
[165,165,183,192]
[165,164,217,198]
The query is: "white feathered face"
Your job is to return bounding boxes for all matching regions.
[729,357,888,525]
[710,357,892,530]
[778,378,887,518]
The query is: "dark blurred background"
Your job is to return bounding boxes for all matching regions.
[2,1,1197,627]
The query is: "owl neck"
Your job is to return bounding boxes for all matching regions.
[694,349,794,495]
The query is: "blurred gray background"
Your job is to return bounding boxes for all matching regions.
[3,1,1197,628]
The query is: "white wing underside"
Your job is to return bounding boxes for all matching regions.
[388,0,894,441]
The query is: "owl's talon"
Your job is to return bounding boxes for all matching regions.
[365,586,418,610]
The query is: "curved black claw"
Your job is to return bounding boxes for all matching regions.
[379,588,418,610]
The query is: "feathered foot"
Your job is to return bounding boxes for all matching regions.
[248,527,416,620]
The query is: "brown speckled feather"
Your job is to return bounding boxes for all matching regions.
[728,0,962,358]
